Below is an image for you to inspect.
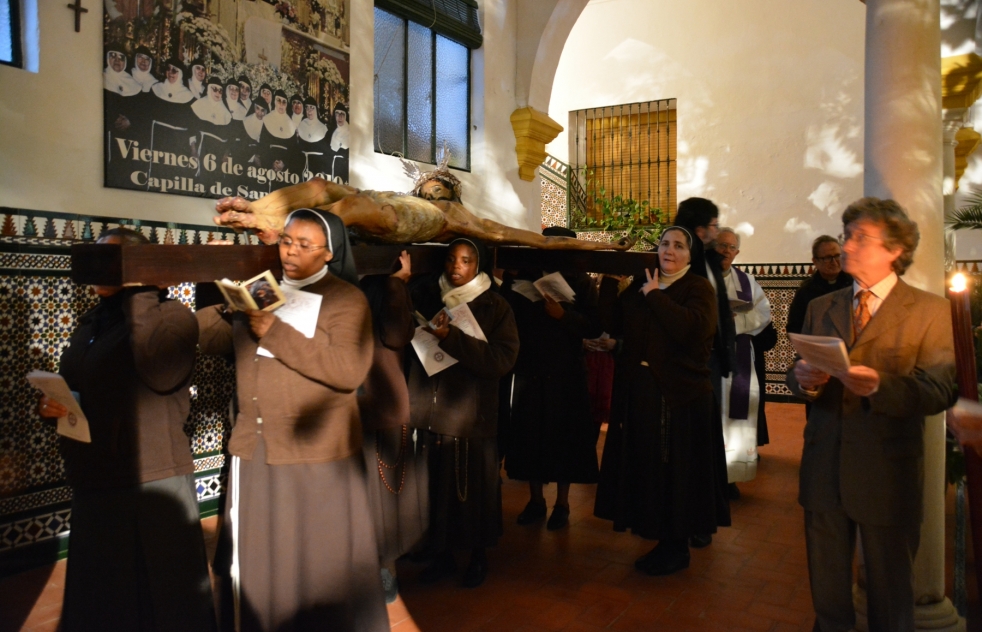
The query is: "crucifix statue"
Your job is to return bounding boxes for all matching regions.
[67,0,88,32]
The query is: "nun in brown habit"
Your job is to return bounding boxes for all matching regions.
[198,208,388,631]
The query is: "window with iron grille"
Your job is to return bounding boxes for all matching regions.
[373,1,480,170]
[568,99,677,229]
[1,0,23,68]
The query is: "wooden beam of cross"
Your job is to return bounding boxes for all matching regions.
[67,0,88,32]
[70,243,659,286]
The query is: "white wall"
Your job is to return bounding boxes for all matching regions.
[0,0,536,232]
[548,0,867,263]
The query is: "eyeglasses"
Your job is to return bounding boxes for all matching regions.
[814,254,841,264]
[716,243,738,253]
[838,232,885,247]
[278,235,326,253]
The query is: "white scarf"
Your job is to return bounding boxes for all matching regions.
[152,77,194,103]
[189,78,205,99]
[192,97,232,125]
[297,118,328,142]
[132,67,158,92]
[263,112,296,139]
[103,67,142,97]
[439,272,492,308]
[658,264,691,290]
[281,265,329,289]
[243,115,264,142]
[228,100,249,121]
[331,124,349,151]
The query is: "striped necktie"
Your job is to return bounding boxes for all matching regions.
[853,289,871,343]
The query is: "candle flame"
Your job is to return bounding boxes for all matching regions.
[952,273,968,293]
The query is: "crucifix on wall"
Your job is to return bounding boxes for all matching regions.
[67,0,88,32]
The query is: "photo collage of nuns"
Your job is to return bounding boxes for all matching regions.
[103,0,350,200]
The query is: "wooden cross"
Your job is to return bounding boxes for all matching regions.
[67,0,88,32]
[70,243,658,286]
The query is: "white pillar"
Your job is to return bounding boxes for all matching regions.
[860,1,962,630]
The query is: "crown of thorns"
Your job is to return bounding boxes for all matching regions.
[400,143,462,201]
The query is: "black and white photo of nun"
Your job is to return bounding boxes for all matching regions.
[261,90,297,174]
[296,97,331,179]
[329,103,350,182]
[241,100,267,144]
[103,43,142,99]
[191,76,233,127]
[290,94,304,127]
[187,58,207,99]
[224,79,248,121]
[150,58,195,105]
[131,46,158,93]
[237,75,253,112]
[257,83,274,111]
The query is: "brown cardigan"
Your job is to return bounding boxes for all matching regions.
[197,273,374,464]
[600,271,717,405]
[408,286,519,439]
[58,288,198,490]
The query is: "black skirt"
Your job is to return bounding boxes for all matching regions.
[61,473,216,631]
[425,431,502,550]
[594,364,730,540]
[362,426,429,565]
[504,372,600,484]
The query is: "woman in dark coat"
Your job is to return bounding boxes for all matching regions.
[594,226,731,576]
[503,226,602,531]
[358,251,428,603]
[38,228,215,631]
[407,237,519,588]
[198,208,388,631]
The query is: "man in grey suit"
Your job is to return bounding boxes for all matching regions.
[787,198,956,632]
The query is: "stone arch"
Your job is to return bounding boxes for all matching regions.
[516,0,590,113]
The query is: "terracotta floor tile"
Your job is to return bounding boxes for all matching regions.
[7,403,974,631]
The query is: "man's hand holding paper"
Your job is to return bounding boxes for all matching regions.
[789,333,880,397]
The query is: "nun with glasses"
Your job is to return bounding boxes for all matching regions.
[407,237,519,589]
[237,75,253,112]
[328,103,350,182]
[198,208,387,631]
[131,46,158,93]
[103,42,141,140]
[260,89,298,176]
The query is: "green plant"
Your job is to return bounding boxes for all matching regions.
[946,187,982,231]
[569,171,668,250]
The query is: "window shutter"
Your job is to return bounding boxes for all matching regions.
[375,0,482,49]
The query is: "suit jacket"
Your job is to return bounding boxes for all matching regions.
[786,278,956,527]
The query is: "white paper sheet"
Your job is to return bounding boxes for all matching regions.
[787,333,851,377]
[534,272,576,303]
[411,327,459,376]
[410,302,488,376]
[257,287,323,358]
[510,279,543,303]
[26,370,91,443]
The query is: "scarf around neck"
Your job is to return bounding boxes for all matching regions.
[281,265,329,289]
[658,264,691,289]
[439,271,492,308]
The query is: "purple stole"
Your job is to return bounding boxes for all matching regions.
[728,268,753,420]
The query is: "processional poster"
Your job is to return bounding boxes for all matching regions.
[103,0,351,200]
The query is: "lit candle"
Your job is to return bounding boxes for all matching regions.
[950,273,978,400]
[949,271,982,604]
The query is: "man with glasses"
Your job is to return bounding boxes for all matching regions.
[786,235,853,335]
[787,198,956,632]
[716,228,772,499]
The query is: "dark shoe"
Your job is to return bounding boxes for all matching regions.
[381,568,398,604]
[689,534,712,548]
[418,551,456,584]
[642,549,690,576]
[634,547,661,571]
[546,505,570,531]
[461,557,488,588]
[516,499,547,525]
[727,483,741,500]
